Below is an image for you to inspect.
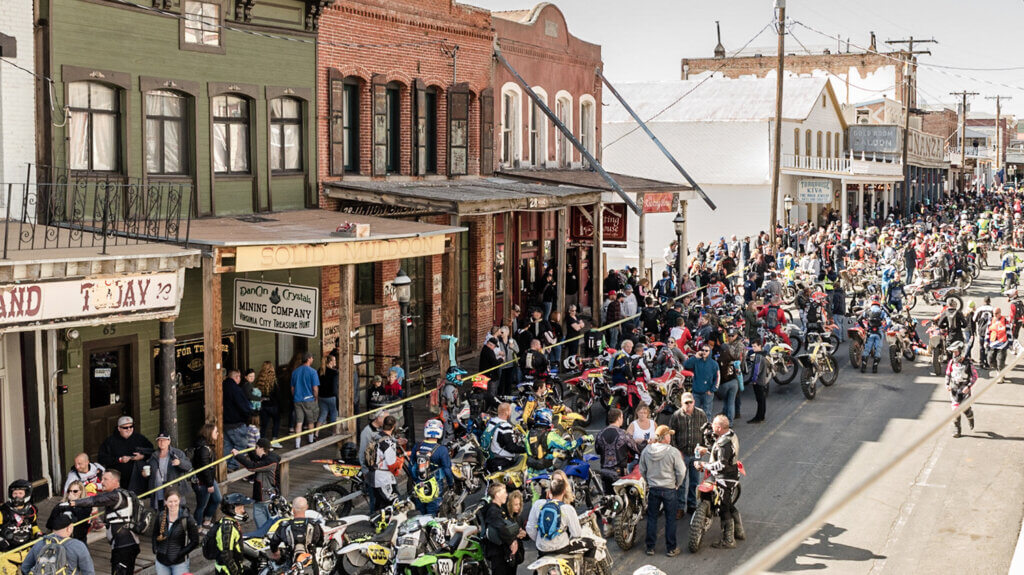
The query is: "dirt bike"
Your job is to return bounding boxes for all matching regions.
[927,324,952,377]
[645,367,688,422]
[259,552,314,575]
[796,332,837,400]
[904,282,963,311]
[338,499,417,575]
[562,362,606,427]
[848,325,866,370]
[687,459,743,554]
[526,500,616,575]
[757,328,798,385]
[886,312,920,373]
[611,467,647,551]
[399,505,488,575]
[310,458,366,516]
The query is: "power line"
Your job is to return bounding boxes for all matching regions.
[602,20,775,151]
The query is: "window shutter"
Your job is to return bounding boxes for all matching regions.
[448,82,470,176]
[479,88,494,176]
[330,78,344,176]
[414,79,427,176]
[371,74,387,177]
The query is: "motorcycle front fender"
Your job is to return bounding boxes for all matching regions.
[526,556,573,573]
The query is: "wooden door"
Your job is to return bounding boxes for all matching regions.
[83,339,135,457]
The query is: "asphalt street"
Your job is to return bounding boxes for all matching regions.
[603,260,1024,575]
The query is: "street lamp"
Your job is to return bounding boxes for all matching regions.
[393,269,415,443]
[673,211,686,295]
[783,195,793,244]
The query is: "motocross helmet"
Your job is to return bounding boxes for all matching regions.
[424,521,447,551]
[7,479,32,507]
[532,407,553,428]
[468,374,490,390]
[267,494,292,518]
[562,355,580,372]
[340,441,360,465]
[221,492,253,522]
[423,419,444,441]
[947,340,965,356]
[871,295,881,304]
[446,366,468,385]
[413,477,440,504]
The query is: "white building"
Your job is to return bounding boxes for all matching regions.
[602,76,902,274]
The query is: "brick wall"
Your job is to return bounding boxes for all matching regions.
[0,0,35,216]
[467,215,494,344]
[315,0,494,209]
[921,108,958,144]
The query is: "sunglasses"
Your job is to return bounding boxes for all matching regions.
[120,425,134,430]
[68,489,81,494]
[683,400,694,404]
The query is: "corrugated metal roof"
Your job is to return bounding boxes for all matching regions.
[603,76,829,124]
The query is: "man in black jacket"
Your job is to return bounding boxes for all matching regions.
[479,337,503,384]
[231,438,280,529]
[69,470,140,575]
[481,484,521,575]
[222,370,255,471]
[97,416,153,494]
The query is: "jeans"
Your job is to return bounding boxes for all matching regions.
[549,345,562,370]
[224,424,249,471]
[694,391,714,424]
[905,266,914,285]
[864,333,882,359]
[677,453,700,509]
[193,482,222,522]
[607,328,620,350]
[717,379,738,423]
[260,404,280,440]
[542,301,553,321]
[317,397,339,425]
[833,315,846,342]
[155,559,189,575]
[254,502,270,530]
[645,486,679,552]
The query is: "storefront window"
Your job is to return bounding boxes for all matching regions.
[356,262,375,306]
[354,325,375,393]
[400,257,428,358]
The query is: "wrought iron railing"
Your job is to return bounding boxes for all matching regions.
[0,165,192,258]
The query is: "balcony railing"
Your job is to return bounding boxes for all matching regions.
[782,154,850,173]
[0,165,193,258]
[947,146,994,161]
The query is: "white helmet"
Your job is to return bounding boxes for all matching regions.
[633,568,667,575]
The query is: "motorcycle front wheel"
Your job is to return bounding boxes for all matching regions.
[890,345,903,373]
[820,356,838,386]
[688,501,711,553]
[613,504,640,551]
[800,367,817,400]
[945,295,963,311]
[773,356,798,385]
[314,484,354,517]
[572,396,593,427]
[905,294,918,310]
[932,349,946,377]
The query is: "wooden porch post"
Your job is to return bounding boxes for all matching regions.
[201,253,224,479]
[556,208,567,316]
[338,264,355,436]
[591,201,604,324]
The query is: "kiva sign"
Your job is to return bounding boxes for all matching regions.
[233,279,319,338]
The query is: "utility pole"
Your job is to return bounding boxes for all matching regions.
[769,0,785,243]
[887,36,936,214]
[986,95,1012,174]
[951,90,979,193]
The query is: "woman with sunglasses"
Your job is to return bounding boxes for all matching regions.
[46,480,92,542]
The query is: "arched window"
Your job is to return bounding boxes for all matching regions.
[69,82,120,172]
[269,97,302,172]
[500,83,522,166]
[529,87,548,167]
[816,131,823,158]
[826,131,831,158]
[793,128,800,156]
[555,91,573,168]
[145,90,188,175]
[580,95,597,167]
[212,94,250,174]
[835,132,841,158]
[805,130,812,157]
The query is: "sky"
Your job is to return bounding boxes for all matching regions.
[469,0,1024,121]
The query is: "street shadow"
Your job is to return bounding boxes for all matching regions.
[772,523,886,571]
[971,430,1024,442]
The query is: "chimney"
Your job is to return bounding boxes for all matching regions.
[869,31,876,52]
[714,21,726,58]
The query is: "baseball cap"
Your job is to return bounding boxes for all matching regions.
[680,392,695,404]
[607,290,617,298]
[117,416,134,427]
[156,431,171,440]
[50,514,74,531]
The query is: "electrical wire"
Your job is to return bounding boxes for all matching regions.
[602,20,775,151]
[0,57,68,127]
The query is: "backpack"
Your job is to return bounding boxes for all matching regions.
[112,489,155,536]
[26,535,72,575]
[480,420,499,454]
[363,433,382,469]
[597,429,621,470]
[202,521,240,567]
[764,306,780,330]
[536,500,565,540]
[414,443,439,481]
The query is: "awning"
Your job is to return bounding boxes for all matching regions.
[498,168,692,193]
[325,177,602,216]
[185,209,465,272]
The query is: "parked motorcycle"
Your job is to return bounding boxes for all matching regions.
[399,506,488,575]
[310,458,366,516]
[796,331,837,400]
[526,500,615,575]
[687,460,743,554]
[611,467,647,551]
[904,282,963,311]
[338,499,416,575]
[848,325,866,370]
[886,311,920,373]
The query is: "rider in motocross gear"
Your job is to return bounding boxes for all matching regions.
[465,375,498,435]
[483,404,527,473]
[859,297,889,373]
[268,497,324,574]
[610,340,636,385]
[945,341,977,438]
[525,408,588,472]
[695,415,743,549]
[409,419,454,515]
[0,479,40,551]
[758,296,792,346]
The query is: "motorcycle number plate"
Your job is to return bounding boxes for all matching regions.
[367,544,391,565]
[435,558,456,575]
[246,539,268,550]
[328,463,360,477]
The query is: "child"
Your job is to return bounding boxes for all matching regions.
[369,375,389,409]
[385,369,403,398]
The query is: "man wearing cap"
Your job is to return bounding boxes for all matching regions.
[479,337,503,384]
[670,392,706,518]
[639,424,686,557]
[97,416,154,494]
[231,439,281,529]
[358,411,386,512]
[145,432,193,509]
[19,514,94,575]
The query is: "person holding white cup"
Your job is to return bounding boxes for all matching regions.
[145,431,193,510]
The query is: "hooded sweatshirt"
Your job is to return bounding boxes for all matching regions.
[639,442,686,490]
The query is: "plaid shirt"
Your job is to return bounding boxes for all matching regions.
[669,406,707,454]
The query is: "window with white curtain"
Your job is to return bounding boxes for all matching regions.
[555,95,572,167]
[68,82,119,172]
[145,90,188,175]
[212,95,249,174]
[580,97,595,167]
[269,97,302,172]
[500,88,521,166]
[184,1,220,46]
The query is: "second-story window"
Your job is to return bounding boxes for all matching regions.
[555,94,572,167]
[69,82,120,172]
[183,1,220,47]
[424,88,437,173]
[501,89,520,166]
[794,128,800,156]
[269,97,302,172]
[145,90,188,175]
[580,97,596,167]
[385,83,401,173]
[212,95,249,174]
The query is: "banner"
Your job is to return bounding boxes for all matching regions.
[798,179,834,204]
[642,192,675,214]
[233,279,319,337]
[571,204,628,242]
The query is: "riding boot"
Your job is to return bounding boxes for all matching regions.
[711,519,736,549]
[872,358,879,373]
[733,512,746,541]
[967,410,975,431]
[860,360,867,373]
[953,417,962,438]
